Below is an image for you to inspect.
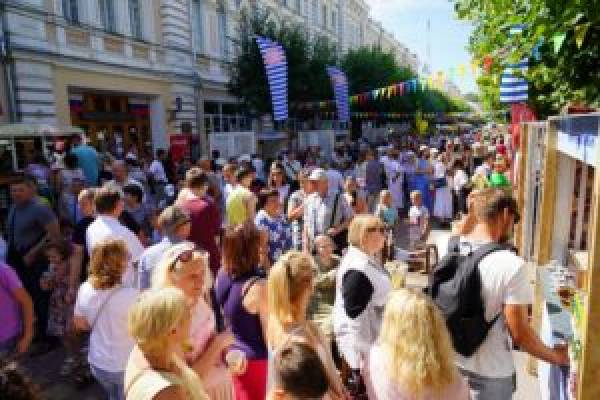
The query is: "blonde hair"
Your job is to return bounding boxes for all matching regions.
[410,190,422,202]
[128,288,208,400]
[379,189,392,204]
[267,251,315,343]
[88,239,128,289]
[152,242,213,296]
[78,188,96,203]
[378,289,458,396]
[347,214,383,249]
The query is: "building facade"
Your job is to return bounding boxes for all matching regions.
[0,0,419,156]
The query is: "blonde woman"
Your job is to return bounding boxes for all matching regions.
[152,242,235,400]
[73,239,138,400]
[267,251,346,400]
[364,289,469,399]
[332,215,391,395]
[125,287,208,400]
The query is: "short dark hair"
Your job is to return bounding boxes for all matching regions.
[94,184,123,214]
[273,342,329,399]
[123,184,144,204]
[258,188,279,210]
[64,153,78,169]
[185,167,209,189]
[235,166,254,182]
[11,175,37,188]
[44,240,71,260]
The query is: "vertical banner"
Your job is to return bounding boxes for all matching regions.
[500,25,529,104]
[326,66,350,123]
[255,36,288,121]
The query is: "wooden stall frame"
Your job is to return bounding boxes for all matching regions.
[577,119,600,400]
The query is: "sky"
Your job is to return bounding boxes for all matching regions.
[368,0,477,94]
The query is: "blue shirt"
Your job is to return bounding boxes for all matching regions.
[255,210,292,264]
[137,236,182,289]
[71,144,99,186]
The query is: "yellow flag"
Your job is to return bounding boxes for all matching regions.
[457,64,466,77]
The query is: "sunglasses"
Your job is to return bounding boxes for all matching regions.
[367,226,386,234]
[168,247,197,271]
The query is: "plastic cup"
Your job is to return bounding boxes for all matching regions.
[225,349,245,374]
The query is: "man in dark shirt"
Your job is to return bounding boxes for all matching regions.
[6,175,60,339]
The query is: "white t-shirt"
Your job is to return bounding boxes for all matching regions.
[408,205,429,241]
[433,160,447,179]
[327,169,345,196]
[437,237,533,378]
[453,169,469,192]
[148,160,168,183]
[86,215,144,288]
[74,282,138,372]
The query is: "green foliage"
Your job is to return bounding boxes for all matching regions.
[454,0,600,116]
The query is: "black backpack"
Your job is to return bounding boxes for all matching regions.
[428,236,507,357]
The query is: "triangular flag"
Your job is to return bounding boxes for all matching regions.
[552,32,567,54]
[575,23,591,49]
[457,64,466,77]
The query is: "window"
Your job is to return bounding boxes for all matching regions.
[128,0,142,39]
[99,0,116,32]
[217,3,228,60]
[295,0,301,12]
[331,10,336,30]
[63,0,79,23]
[321,4,327,28]
[192,0,204,52]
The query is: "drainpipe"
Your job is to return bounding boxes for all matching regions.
[1,3,17,122]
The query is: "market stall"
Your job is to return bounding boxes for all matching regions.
[518,113,600,399]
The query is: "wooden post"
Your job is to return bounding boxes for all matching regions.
[534,120,558,265]
[515,123,529,254]
[578,123,600,400]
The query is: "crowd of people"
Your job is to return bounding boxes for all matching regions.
[0,130,570,400]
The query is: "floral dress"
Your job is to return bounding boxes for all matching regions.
[46,263,73,337]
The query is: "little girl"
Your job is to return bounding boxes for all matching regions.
[40,241,80,376]
[375,190,399,228]
[408,190,430,250]
[375,190,398,263]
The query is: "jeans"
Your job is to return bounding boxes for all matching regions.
[460,368,516,400]
[90,364,125,400]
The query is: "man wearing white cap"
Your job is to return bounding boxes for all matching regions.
[303,168,353,254]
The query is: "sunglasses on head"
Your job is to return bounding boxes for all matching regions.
[168,247,197,271]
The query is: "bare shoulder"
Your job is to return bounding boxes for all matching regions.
[153,385,185,400]
[243,278,267,313]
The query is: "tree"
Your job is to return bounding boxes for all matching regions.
[454,0,600,116]
[228,9,337,117]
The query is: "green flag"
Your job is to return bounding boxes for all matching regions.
[552,32,567,54]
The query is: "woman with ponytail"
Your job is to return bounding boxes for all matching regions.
[267,251,346,400]
[125,287,208,400]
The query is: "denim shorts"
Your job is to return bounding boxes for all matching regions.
[460,368,516,400]
[90,364,125,400]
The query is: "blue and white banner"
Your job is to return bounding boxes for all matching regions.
[255,36,288,121]
[326,66,350,122]
[500,25,528,103]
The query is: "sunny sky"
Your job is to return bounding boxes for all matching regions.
[368,0,477,94]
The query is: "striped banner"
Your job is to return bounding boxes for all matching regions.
[255,36,288,121]
[500,25,528,103]
[326,66,350,123]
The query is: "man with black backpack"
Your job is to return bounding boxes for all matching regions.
[430,189,568,399]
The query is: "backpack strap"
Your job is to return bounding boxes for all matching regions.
[447,236,461,254]
[470,242,509,325]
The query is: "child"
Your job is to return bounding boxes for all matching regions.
[408,190,430,250]
[40,241,79,376]
[375,190,399,228]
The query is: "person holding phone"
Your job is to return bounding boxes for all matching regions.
[152,242,237,400]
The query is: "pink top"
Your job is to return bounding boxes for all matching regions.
[187,299,234,400]
[364,345,470,400]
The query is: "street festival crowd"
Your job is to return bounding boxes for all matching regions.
[0,130,571,400]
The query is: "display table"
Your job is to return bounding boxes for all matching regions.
[538,267,572,400]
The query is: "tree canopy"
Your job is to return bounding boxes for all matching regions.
[454,0,600,116]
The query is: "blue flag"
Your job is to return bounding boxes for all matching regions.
[326,66,350,123]
[256,36,288,121]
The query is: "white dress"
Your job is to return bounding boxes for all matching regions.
[433,161,453,220]
[384,160,404,209]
